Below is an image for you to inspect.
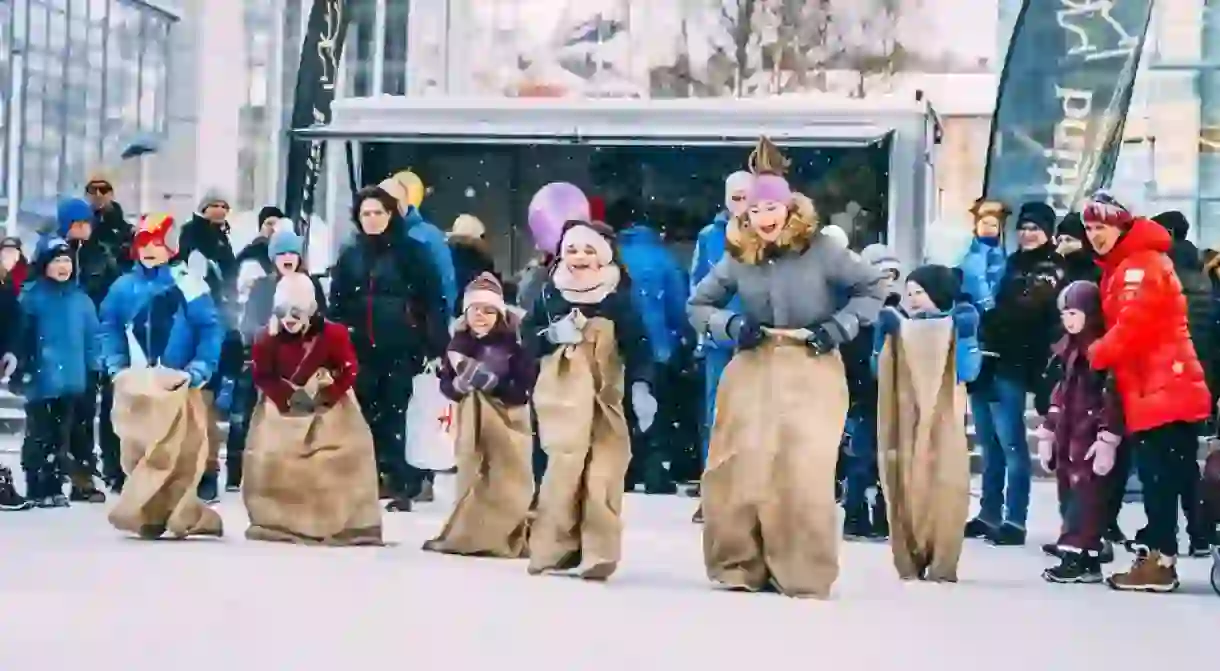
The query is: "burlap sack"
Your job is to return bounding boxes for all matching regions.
[424,393,534,557]
[702,338,848,599]
[877,317,970,582]
[528,318,630,580]
[107,367,223,539]
[242,371,383,546]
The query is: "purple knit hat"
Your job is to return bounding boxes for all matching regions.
[1057,280,1100,314]
[749,174,792,205]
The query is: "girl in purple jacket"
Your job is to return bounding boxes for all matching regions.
[1035,280,1124,584]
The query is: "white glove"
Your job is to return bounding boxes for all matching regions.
[1034,425,1054,472]
[632,381,657,432]
[1086,432,1121,476]
[0,352,16,382]
[545,313,584,345]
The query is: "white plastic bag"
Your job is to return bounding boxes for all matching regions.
[404,364,456,471]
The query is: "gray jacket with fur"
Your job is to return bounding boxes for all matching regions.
[688,236,886,346]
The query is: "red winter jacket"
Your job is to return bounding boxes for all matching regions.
[1088,218,1211,433]
[252,316,359,411]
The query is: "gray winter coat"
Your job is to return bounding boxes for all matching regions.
[688,237,886,345]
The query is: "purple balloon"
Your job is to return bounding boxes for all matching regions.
[528,182,590,253]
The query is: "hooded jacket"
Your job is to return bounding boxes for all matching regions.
[617,224,690,363]
[403,206,457,315]
[690,212,741,350]
[1089,218,1211,432]
[958,236,1006,311]
[15,271,101,401]
[329,215,448,365]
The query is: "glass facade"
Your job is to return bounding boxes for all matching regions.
[0,0,174,222]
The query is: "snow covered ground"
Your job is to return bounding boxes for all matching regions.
[0,448,1214,671]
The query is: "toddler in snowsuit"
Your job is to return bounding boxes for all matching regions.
[424,273,538,557]
[11,236,101,507]
[1035,280,1124,584]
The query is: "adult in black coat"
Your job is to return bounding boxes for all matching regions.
[447,214,497,314]
[330,186,449,512]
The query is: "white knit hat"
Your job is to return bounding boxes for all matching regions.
[268,273,317,334]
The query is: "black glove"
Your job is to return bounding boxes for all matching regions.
[288,388,316,414]
[730,315,765,351]
[804,325,837,356]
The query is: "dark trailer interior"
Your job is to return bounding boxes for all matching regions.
[298,97,940,273]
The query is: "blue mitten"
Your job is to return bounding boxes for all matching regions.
[876,307,903,340]
[951,302,979,339]
[187,367,209,389]
[730,315,765,350]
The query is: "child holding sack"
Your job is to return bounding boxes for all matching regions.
[244,273,382,546]
[424,273,537,557]
[524,220,654,581]
[873,264,981,582]
[1034,280,1123,584]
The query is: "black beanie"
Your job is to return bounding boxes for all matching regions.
[258,206,286,225]
[1017,202,1057,237]
[906,264,963,313]
[1151,210,1189,241]
[1056,212,1085,241]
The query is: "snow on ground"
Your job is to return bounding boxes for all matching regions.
[0,448,1214,671]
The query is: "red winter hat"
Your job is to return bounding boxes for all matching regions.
[1081,191,1133,230]
[132,212,179,257]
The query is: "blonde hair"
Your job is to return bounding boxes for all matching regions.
[726,192,819,265]
[748,136,791,176]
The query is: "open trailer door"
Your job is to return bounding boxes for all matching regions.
[295,97,939,271]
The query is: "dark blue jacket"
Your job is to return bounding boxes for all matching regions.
[17,278,100,401]
[98,262,224,382]
[617,224,690,363]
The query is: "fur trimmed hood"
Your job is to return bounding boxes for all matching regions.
[725,192,818,265]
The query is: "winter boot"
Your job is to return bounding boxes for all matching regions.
[225,457,242,493]
[986,522,1027,546]
[1042,550,1103,584]
[1098,539,1116,564]
[964,517,995,539]
[385,492,413,512]
[643,454,678,495]
[197,471,219,504]
[0,467,33,511]
[1106,549,1180,593]
[69,473,106,504]
[412,478,435,503]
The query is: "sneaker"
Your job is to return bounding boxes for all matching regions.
[1106,550,1179,593]
[986,522,1027,546]
[225,463,242,493]
[196,472,219,504]
[1042,550,1103,584]
[964,517,995,539]
[0,467,33,511]
[69,486,107,504]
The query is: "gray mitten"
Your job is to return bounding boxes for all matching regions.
[288,388,316,414]
[468,363,499,392]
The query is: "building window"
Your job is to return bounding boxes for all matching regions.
[383,0,408,95]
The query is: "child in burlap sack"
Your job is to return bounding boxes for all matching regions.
[423,273,537,557]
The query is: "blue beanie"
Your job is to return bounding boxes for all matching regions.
[268,229,303,261]
[33,235,72,275]
[56,198,94,237]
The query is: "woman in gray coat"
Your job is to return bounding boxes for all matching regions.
[687,137,886,598]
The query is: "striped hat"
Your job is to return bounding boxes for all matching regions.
[463,272,506,315]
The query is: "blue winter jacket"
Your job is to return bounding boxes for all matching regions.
[958,237,1006,311]
[98,262,224,383]
[618,224,690,363]
[17,279,101,401]
[871,306,982,384]
[690,212,740,349]
[403,206,457,315]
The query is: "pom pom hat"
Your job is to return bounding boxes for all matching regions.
[1081,190,1133,230]
[132,213,178,257]
[463,272,507,316]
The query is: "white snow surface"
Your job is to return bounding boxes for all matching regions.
[0,448,1214,671]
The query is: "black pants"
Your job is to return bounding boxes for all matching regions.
[1132,421,1202,556]
[97,376,121,482]
[530,402,547,487]
[224,366,258,478]
[355,364,422,497]
[23,396,85,497]
[625,360,684,490]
